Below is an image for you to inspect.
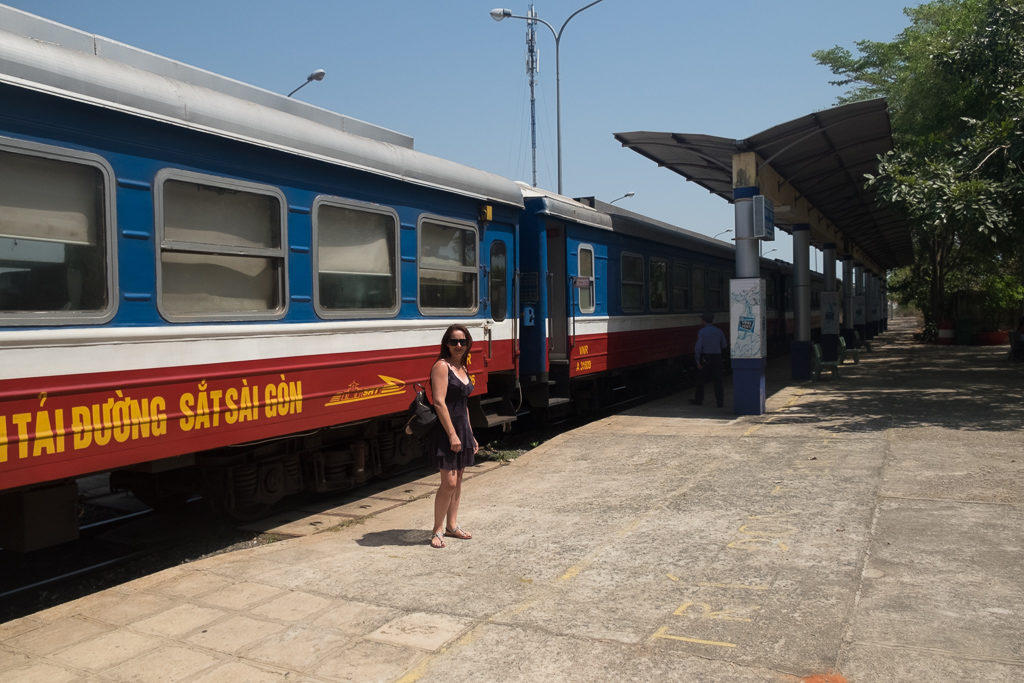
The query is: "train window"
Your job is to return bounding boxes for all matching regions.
[313,198,398,317]
[156,171,286,321]
[620,252,644,312]
[692,267,706,311]
[0,140,115,324]
[418,217,478,314]
[650,258,668,311]
[578,244,595,314]
[489,241,507,321]
[707,270,725,311]
[670,261,690,312]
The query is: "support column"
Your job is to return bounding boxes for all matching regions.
[820,243,840,362]
[881,280,889,331]
[867,273,879,338]
[854,264,866,346]
[730,184,766,416]
[791,225,812,380]
[841,257,855,349]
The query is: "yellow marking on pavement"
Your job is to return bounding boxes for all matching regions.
[771,485,785,496]
[666,574,680,582]
[698,581,770,591]
[560,563,585,581]
[651,626,736,648]
[559,517,644,581]
[396,625,481,682]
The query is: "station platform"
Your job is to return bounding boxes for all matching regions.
[2,317,1021,682]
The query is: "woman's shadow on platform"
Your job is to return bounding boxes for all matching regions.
[356,528,426,547]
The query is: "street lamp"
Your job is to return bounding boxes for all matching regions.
[287,69,326,98]
[491,1,605,195]
[609,192,635,204]
[714,228,733,240]
[763,248,778,258]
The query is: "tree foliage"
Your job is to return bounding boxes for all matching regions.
[813,0,1024,328]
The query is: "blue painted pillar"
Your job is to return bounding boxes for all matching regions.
[731,184,766,416]
[841,257,855,348]
[791,225,812,380]
[854,264,866,346]
[820,243,840,362]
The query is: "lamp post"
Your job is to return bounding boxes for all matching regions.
[609,191,635,204]
[490,1,605,195]
[287,69,326,98]
[714,228,733,240]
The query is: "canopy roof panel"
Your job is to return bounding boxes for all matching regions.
[614,98,912,271]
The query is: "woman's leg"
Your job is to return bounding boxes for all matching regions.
[432,468,457,547]
[444,468,471,538]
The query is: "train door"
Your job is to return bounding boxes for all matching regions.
[546,221,568,361]
[482,223,514,363]
[471,223,518,430]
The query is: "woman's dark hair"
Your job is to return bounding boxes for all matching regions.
[438,324,473,362]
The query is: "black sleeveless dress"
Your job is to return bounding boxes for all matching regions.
[429,364,476,471]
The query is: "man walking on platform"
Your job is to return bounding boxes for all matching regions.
[690,312,728,408]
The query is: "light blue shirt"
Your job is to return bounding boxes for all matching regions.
[694,323,727,364]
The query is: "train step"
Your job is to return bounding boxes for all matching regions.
[470,395,517,431]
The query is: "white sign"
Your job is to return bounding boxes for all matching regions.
[752,195,775,241]
[730,278,766,359]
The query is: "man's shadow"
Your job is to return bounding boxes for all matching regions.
[356,529,427,547]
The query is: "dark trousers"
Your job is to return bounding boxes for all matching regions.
[694,353,724,407]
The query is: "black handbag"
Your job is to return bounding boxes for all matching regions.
[403,383,437,438]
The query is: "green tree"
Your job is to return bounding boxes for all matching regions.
[814,0,1024,330]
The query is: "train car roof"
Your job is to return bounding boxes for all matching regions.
[0,5,524,208]
[575,196,737,260]
[517,183,615,231]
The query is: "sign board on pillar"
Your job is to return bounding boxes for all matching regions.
[730,278,766,358]
[752,195,775,240]
[821,292,840,335]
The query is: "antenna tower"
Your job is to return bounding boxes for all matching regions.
[526,3,539,187]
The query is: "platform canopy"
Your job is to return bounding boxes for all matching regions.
[614,98,912,272]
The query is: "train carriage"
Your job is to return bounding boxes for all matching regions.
[516,189,737,418]
[0,7,522,549]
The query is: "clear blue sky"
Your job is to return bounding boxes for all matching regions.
[6,0,913,264]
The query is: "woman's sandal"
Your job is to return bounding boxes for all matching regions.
[430,532,446,548]
[444,525,472,540]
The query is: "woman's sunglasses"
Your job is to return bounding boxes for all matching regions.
[447,339,469,347]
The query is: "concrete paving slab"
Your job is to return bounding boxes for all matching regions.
[106,644,226,683]
[311,638,423,682]
[148,567,235,598]
[195,580,286,611]
[0,660,80,682]
[192,659,292,682]
[249,589,334,622]
[5,614,112,656]
[366,611,474,651]
[73,589,180,626]
[130,603,226,639]
[184,614,288,654]
[240,623,352,672]
[49,628,162,671]
[311,598,404,636]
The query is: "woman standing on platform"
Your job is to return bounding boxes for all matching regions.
[428,324,478,548]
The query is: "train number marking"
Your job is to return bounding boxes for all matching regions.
[650,626,736,648]
[673,601,761,623]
